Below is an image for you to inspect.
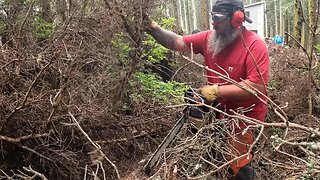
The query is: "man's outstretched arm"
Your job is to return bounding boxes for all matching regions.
[146,21,190,52]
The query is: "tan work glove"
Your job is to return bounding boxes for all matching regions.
[198,84,221,102]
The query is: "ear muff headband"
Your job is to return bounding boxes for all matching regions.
[212,5,245,28]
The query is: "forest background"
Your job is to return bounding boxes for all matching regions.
[0,0,319,180]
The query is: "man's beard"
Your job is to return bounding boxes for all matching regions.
[208,25,241,55]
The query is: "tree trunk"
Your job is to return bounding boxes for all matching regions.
[279,0,284,37]
[181,0,187,32]
[293,0,303,47]
[316,0,320,44]
[285,11,291,44]
[306,0,318,117]
[178,0,184,32]
[274,0,278,35]
[185,0,191,33]
[308,0,317,43]
[171,1,179,23]
[191,0,197,30]
[199,0,209,31]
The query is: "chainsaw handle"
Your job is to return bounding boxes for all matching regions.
[184,88,207,104]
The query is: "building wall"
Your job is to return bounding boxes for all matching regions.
[244,2,266,39]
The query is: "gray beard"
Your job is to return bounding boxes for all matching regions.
[208,26,241,55]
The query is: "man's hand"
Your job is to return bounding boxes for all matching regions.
[198,84,221,102]
[142,13,156,32]
[142,13,190,52]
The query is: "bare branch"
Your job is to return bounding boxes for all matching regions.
[1,62,52,131]
[22,166,48,180]
[68,112,121,179]
[0,133,49,144]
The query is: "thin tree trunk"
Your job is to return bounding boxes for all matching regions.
[279,0,284,38]
[181,0,188,32]
[293,0,303,47]
[308,0,317,39]
[274,0,278,35]
[264,1,269,38]
[199,0,209,31]
[191,0,197,31]
[307,0,318,116]
[289,9,292,43]
[172,1,179,24]
[178,0,184,32]
[185,0,191,33]
[188,0,193,32]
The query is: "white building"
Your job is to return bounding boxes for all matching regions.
[244,1,266,39]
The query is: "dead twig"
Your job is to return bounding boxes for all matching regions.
[0,133,49,144]
[68,112,121,179]
[22,165,48,180]
[0,59,23,70]
[18,0,36,37]
[171,62,192,81]
[0,62,52,132]
[21,145,55,163]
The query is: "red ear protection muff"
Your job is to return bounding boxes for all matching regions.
[231,10,245,29]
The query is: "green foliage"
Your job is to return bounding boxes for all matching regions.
[142,17,177,64]
[111,32,132,64]
[112,17,184,105]
[0,20,6,33]
[270,134,281,150]
[270,128,282,151]
[130,72,188,104]
[315,44,320,53]
[271,127,282,136]
[298,160,320,180]
[158,17,176,30]
[111,17,177,65]
[268,79,279,90]
[143,34,168,64]
[299,172,312,180]
[34,16,53,40]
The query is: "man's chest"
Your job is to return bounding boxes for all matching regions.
[204,49,248,82]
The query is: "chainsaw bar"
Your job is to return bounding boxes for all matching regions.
[144,107,190,175]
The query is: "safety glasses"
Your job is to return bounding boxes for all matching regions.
[211,12,229,23]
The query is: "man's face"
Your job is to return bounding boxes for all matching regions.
[208,11,241,55]
[211,12,232,34]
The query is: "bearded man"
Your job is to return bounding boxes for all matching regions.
[145,0,269,179]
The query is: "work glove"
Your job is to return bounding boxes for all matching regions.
[198,84,221,102]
